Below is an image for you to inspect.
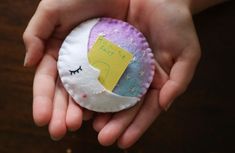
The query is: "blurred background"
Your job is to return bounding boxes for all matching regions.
[0,0,235,153]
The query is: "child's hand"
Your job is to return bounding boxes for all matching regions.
[92,0,201,148]
[23,0,129,140]
[23,0,220,148]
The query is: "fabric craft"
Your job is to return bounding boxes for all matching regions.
[58,18,155,112]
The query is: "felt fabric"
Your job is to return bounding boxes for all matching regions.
[88,18,155,98]
[58,18,155,112]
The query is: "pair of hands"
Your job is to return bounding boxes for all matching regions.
[23,0,201,149]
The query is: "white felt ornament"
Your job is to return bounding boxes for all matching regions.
[58,18,140,112]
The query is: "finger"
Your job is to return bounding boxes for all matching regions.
[150,61,169,90]
[49,79,68,140]
[66,97,83,131]
[117,89,161,149]
[98,100,143,146]
[159,54,200,110]
[33,54,57,126]
[155,50,174,74]
[93,113,112,132]
[23,1,59,66]
[83,109,94,121]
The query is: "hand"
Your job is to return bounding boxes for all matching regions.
[23,0,129,140]
[92,0,201,148]
[23,0,201,148]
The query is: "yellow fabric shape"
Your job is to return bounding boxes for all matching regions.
[88,36,133,91]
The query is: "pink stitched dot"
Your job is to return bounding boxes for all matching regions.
[82,93,87,99]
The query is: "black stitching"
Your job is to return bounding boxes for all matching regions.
[69,66,82,75]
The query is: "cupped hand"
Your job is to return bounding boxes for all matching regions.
[92,0,201,149]
[23,0,201,148]
[23,0,129,140]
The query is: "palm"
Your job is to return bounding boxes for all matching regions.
[127,0,201,109]
[23,0,200,148]
[94,1,200,148]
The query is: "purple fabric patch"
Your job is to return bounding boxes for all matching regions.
[88,18,155,97]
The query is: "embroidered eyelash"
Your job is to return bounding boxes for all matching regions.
[69,66,82,75]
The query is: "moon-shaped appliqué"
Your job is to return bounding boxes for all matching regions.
[58,18,140,112]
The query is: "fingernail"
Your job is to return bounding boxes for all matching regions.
[50,135,62,141]
[165,101,173,111]
[23,52,30,67]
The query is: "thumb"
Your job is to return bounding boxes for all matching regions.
[159,53,200,111]
[23,1,59,67]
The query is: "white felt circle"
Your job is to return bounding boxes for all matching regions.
[57,18,140,112]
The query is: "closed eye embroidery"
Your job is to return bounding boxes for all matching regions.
[69,66,82,75]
